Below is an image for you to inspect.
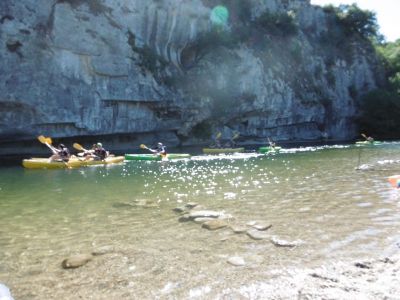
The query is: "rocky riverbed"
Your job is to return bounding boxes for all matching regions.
[2,200,399,299]
[3,248,399,299]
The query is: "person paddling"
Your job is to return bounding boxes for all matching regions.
[140,142,167,159]
[361,133,374,142]
[149,142,167,157]
[93,143,109,160]
[50,143,70,162]
[268,137,276,149]
[224,132,239,148]
[210,132,222,148]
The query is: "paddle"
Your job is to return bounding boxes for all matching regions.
[38,135,72,167]
[361,133,374,143]
[231,132,240,140]
[140,144,168,160]
[73,143,86,152]
[37,135,58,154]
[73,143,93,158]
[141,144,159,154]
[267,137,276,147]
[210,132,222,148]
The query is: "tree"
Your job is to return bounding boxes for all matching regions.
[338,4,379,39]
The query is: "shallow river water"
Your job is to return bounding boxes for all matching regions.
[1,143,400,299]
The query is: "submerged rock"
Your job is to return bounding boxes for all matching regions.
[173,206,186,213]
[189,210,222,219]
[61,254,93,269]
[270,236,304,247]
[252,223,272,231]
[354,262,372,269]
[227,257,245,266]
[246,229,269,240]
[185,202,198,209]
[230,225,247,234]
[178,214,191,222]
[193,217,215,224]
[202,220,228,230]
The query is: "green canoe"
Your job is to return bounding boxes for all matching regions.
[258,146,282,154]
[202,148,244,154]
[125,154,191,161]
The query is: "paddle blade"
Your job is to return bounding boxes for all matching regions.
[140,144,147,149]
[232,133,240,140]
[73,143,84,151]
[37,135,47,144]
[46,137,52,145]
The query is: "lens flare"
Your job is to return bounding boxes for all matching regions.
[210,5,229,26]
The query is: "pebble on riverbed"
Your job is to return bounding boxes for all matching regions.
[61,254,93,269]
[193,217,215,224]
[246,229,270,240]
[227,256,246,266]
[202,219,228,230]
[252,223,272,231]
[270,236,304,247]
[230,225,247,234]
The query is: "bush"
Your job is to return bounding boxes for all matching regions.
[359,40,400,138]
[254,10,298,37]
[358,89,400,137]
[325,4,378,40]
[377,40,400,79]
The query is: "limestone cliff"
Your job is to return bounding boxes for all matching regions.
[0,0,384,154]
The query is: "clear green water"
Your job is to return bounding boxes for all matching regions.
[1,144,400,299]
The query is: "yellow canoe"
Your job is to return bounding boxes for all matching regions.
[81,156,124,166]
[202,147,244,154]
[22,156,124,169]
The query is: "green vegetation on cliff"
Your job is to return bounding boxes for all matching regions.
[323,4,379,40]
[358,39,400,138]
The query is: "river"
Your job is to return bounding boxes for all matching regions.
[1,143,400,299]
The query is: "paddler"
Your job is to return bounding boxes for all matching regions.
[49,143,70,162]
[149,142,167,158]
[361,133,374,142]
[268,137,276,149]
[210,132,222,148]
[93,142,109,160]
[224,132,239,148]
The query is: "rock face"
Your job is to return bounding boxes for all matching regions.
[0,0,384,155]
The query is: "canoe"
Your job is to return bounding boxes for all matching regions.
[202,148,244,154]
[355,141,382,145]
[258,146,282,154]
[22,158,83,169]
[22,156,124,169]
[81,156,125,166]
[124,153,191,161]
